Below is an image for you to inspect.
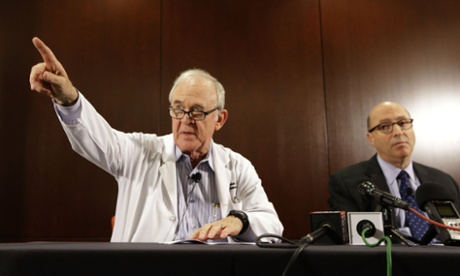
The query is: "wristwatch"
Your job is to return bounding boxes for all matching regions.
[227,210,249,235]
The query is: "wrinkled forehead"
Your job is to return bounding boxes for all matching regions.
[171,77,217,107]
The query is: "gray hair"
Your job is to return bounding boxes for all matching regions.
[169,69,225,109]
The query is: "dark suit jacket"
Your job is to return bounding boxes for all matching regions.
[328,154,460,214]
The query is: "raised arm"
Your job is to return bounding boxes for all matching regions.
[29,37,78,106]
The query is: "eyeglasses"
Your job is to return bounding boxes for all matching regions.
[368,119,414,134]
[169,107,219,121]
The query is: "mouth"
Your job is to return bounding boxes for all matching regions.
[180,131,196,136]
[392,141,407,147]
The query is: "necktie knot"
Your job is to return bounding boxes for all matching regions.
[397,170,409,182]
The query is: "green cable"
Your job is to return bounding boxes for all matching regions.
[361,227,392,276]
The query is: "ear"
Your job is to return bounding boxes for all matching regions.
[215,109,228,132]
[367,132,375,147]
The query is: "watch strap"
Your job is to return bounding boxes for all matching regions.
[228,210,249,235]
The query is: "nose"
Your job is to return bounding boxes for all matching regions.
[391,123,404,135]
[180,113,195,124]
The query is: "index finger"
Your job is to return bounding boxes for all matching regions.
[32,37,59,66]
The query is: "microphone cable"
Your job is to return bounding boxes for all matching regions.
[256,225,333,276]
[256,233,308,276]
[411,207,460,232]
[281,242,309,276]
[361,226,392,276]
[255,224,334,248]
[255,233,301,248]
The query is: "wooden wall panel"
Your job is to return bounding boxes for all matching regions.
[160,0,327,239]
[322,0,460,186]
[0,1,39,242]
[1,0,459,243]
[1,0,161,241]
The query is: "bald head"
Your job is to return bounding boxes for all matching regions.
[367,102,411,131]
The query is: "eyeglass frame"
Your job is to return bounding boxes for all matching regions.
[368,118,414,134]
[169,106,220,121]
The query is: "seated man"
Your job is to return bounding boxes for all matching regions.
[29,37,283,243]
[328,101,460,243]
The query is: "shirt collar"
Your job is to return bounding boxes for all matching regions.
[376,155,415,184]
[174,142,215,171]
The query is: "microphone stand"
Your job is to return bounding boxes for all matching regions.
[381,205,417,246]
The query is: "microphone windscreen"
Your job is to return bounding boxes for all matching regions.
[190,172,202,182]
[358,181,375,197]
[415,182,455,208]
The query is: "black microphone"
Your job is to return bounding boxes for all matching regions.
[189,172,202,183]
[415,182,455,208]
[415,182,460,246]
[359,181,410,210]
[300,223,333,244]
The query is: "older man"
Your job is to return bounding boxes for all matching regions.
[329,101,460,243]
[29,37,283,243]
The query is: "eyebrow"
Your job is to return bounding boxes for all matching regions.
[377,115,409,123]
[171,100,204,110]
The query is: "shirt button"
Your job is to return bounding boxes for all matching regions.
[169,215,176,221]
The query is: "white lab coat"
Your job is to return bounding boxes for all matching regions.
[56,93,283,242]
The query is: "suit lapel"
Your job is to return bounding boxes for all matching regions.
[363,154,391,211]
[413,163,431,184]
[365,154,390,192]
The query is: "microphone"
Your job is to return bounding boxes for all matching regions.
[300,223,334,244]
[359,181,410,210]
[415,182,455,207]
[415,183,460,246]
[189,172,202,183]
[310,211,348,244]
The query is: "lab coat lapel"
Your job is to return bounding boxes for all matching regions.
[159,134,178,216]
[212,143,232,215]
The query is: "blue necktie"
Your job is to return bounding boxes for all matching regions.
[398,170,429,241]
